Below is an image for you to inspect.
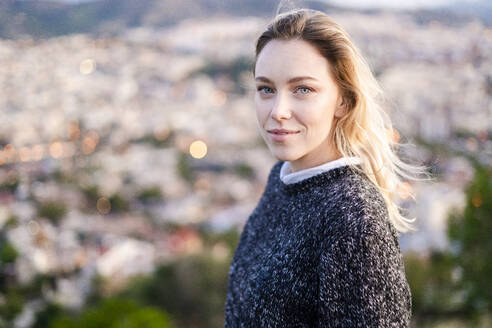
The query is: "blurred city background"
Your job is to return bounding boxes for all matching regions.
[0,0,490,327]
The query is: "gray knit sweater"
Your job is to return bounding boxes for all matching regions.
[224,161,412,327]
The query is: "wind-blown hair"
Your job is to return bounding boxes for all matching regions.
[254,8,432,233]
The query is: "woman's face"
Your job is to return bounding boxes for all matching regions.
[254,38,346,172]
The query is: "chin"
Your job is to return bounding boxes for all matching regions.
[270,146,301,162]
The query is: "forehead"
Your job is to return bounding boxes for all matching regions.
[255,39,332,82]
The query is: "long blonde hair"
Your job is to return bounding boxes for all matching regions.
[254,8,432,234]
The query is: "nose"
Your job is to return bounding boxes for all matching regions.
[270,92,291,121]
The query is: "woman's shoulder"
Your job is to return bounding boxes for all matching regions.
[314,165,385,210]
[319,169,395,244]
[258,160,284,194]
[268,160,284,180]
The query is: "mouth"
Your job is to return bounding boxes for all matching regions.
[267,129,301,142]
[267,129,301,135]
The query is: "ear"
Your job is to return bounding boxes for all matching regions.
[334,96,347,118]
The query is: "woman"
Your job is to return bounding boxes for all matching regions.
[224,8,429,327]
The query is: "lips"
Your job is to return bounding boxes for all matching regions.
[267,129,300,135]
[267,129,300,142]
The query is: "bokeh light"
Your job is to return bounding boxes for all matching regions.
[211,90,227,107]
[79,58,96,75]
[28,220,40,235]
[49,141,63,158]
[96,197,111,214]
[82,130,99,155]
[18,146,32,162]
[189,140,207,159]
[153,126,170,141]
[4,144,16,162]
[69,122,81,141]
[397,181,413,200]
[472,193,482,207]
[32,144,45,161]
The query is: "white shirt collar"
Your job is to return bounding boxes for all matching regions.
[280,157,362,185]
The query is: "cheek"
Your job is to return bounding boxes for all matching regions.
[299,99,325,120]
[254,99,270,125]
[299,99,336,133]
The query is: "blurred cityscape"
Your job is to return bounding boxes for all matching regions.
[0,1,491,327]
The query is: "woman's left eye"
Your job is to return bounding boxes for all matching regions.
[295,86,313,95]
[257,86,274,94]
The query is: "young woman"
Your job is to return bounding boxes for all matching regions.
[225,8,429,327]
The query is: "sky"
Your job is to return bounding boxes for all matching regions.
[327,0,451,9]
[324,0,484,10]
[44,0,483,10]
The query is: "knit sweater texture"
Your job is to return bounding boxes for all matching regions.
[224,160,412,327]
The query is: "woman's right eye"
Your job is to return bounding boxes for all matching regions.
[257,86,274,94]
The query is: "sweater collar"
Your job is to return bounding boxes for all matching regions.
[276,160,363,195]
[280,157,362,185]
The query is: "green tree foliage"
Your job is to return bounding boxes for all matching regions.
[0,240,18,265]
[200,227,240,254]
[119,256,227,328]
[404,163,492,326]
[118,228,238,328]
[137,186,163,204]
[233,162,255,179]
[0,289,23,323]
[0,234,18,293]
[108,193,129,213]
[404,251,461,322]
[195,56,252,94]
[37,200,67,224]
[0,234,22,323]
[133,132,173,148]
[50,298,174,328]
[177,152,195,183]
[82,185,131,214]
[33,303,64,328]
[447,164,491,317]
[0,175,18,193]
[0,230,62,325]
[3,215,18,228]
[82,185,101,205]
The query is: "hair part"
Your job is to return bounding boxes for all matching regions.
[254,8,433,234]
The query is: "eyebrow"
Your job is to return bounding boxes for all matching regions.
[254,76,319,84]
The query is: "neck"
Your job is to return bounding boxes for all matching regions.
[289,143,343,173]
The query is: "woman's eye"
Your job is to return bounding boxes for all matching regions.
[295,86,312,95]
[257,86,274,94]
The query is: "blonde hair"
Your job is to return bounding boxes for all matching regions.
[254,8,433,234]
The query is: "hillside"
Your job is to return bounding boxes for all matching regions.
[0,0,490,39]
[0,0,281,38]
